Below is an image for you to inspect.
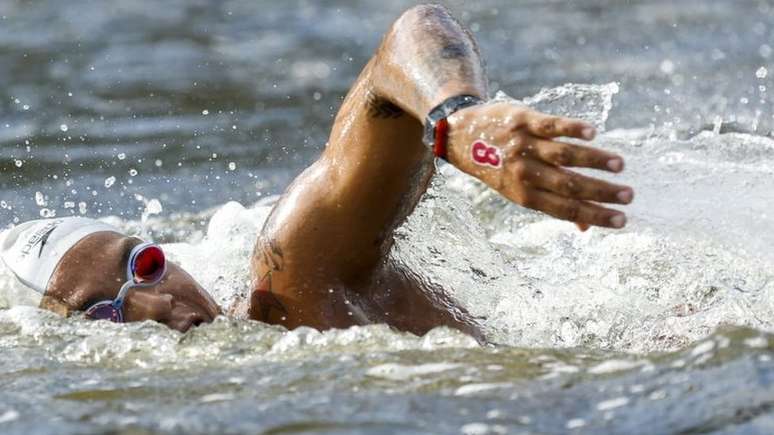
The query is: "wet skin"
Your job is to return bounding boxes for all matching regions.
[43,232,220,332]
[237,4,632,338]
[38,5,633,339]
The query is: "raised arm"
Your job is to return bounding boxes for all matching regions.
[242,5,633,332]
[368,4,488,120]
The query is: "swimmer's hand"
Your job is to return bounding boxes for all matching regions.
[446,102,633,229]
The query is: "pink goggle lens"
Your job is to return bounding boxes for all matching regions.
[132,245,165,283]
[85,302,123,322]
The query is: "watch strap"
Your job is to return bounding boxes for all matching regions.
[422,95,483,159]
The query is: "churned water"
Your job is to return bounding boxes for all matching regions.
[2,0,774,434]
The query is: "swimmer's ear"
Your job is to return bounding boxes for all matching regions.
[40,295,72,317]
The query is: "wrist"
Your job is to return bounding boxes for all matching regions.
[422,94,483,160]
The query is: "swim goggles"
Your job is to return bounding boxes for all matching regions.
[84,242,166,322]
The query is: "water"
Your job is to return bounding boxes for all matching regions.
[3,310,774,434]
[1,0,774,433]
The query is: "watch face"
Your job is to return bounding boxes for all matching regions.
[424,95,483,147]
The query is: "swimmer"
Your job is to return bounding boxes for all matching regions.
[1,5,633,339]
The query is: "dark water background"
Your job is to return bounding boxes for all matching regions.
[1,0,772,224]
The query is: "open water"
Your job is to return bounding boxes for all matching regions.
[1,0,774,433]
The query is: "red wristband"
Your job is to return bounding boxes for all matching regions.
[423,95,482,160]
[432,117,449,160]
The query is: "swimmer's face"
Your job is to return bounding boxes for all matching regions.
[43,232,221,332]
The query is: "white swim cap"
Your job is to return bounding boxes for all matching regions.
[0,217,120,306]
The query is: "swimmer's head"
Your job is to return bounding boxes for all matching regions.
[1,218,220,332]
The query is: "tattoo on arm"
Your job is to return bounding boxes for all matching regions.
[439,41,469,60]
[253,270,287,322]
[414,5,483,84]
[367,90,404,119]
[251,237,288,322]
[267,238,283,270]
[370,4,487,119]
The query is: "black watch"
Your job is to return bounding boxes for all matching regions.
[422,94,483,147]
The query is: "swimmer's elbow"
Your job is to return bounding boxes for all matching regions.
[397,4,453,23]
[386,4,455,44]
[403,4,454,22]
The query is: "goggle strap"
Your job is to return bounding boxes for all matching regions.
[112,280,135,310]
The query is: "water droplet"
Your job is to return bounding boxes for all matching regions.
[760,44,772,58]
[228,162,236,171]
[78,201,88,215]
[63,201,75,209]
[117,152,126,160]
[0,200,7,209]
[566,418,586,429]
[59,124,68,132]
[202,109,209,115]
[34,191,47,206]
[22,104,29,110]
[313,92,322,101]
[39,208,55,218]
[660,59,675,74]
[13,98,20,104]
[146,199,163,215]
[756,66,768,79]
[155,159,163,167]
[128,168,138,177]
[104,176,116,188]
[14,159,22,167]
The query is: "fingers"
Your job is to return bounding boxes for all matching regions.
[524,161,634,205]
[520,188,627,229]
[525,111,595,140]
[530,138,624,173]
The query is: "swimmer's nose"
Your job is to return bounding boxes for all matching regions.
[122,290,174,324]
[187,312,206,329]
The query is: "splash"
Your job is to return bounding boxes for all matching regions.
[133,194,164,240]
[399,84,774,353]
[2,83,771,356]
[493,82,620,133]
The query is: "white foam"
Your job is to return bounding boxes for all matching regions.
[366,363,463,381]
[691,340,716,357]
[566,418,586,429]
[427,155,774,352]
[0,410,19,424]
[163,201,272,309]
[744,337,768,348]
[454,383,512,396]
[596,396,630,411]
[588,359,646,375]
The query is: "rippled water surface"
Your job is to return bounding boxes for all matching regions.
[2,0,774,434]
